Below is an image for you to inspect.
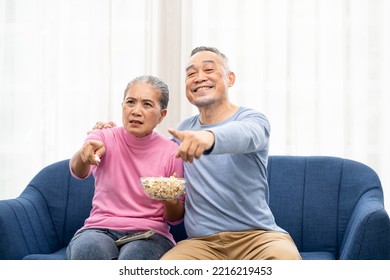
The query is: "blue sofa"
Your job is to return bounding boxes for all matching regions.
[0,156,389,260]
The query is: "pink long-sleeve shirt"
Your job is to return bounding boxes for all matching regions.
[70,126,184,244]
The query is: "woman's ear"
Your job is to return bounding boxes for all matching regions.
[159,109,168,123]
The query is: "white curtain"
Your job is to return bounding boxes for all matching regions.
[1,0,389,209]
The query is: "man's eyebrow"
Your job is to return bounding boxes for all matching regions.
[185,65,195,72]
[186,60,217,72]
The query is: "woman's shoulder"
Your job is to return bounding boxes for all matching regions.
[86,126,122,142]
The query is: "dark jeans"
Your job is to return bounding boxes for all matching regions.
[66,228,174,260]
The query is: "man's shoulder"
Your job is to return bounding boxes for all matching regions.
[236,106,264,116]
[233,107,269,122]
[176,114,200,130]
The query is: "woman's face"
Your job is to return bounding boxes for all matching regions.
[122,82,167,137]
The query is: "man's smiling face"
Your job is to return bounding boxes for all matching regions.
[185,50,232,108]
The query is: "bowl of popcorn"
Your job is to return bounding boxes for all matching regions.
[140,176,185,200]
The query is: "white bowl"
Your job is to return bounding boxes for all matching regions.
[140,176,185,200]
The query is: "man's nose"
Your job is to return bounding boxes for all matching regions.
[194,71,206,82]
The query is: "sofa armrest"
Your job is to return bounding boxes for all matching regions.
[339,189,390,260]
[0,188,60,259]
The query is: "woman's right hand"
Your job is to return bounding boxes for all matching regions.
[80,140,105,165]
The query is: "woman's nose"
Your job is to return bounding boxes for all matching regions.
[131,103,142,115]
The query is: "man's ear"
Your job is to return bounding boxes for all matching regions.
[228,71,236,87]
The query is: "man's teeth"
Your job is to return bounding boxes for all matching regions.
[196,86,210,92]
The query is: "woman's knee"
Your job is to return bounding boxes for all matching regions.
[66,230,118,260]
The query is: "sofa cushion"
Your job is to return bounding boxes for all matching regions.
[22,248,67,260]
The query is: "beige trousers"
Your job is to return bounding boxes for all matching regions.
[161,229,302,260]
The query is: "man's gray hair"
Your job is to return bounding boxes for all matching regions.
[190,46,230,72]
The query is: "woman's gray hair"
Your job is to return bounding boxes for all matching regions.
[123,75,169,109]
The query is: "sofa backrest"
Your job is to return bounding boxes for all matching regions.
[267,155,383,257]
[22,159,94,248]
[23,156,384,257]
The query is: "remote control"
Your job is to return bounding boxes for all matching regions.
[115,229,155,247]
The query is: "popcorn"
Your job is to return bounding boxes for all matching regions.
[140,176,185,200]
[94,154,101,164]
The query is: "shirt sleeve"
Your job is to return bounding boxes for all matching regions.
[207,110,270,155]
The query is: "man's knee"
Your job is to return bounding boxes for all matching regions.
[261,239,302,260]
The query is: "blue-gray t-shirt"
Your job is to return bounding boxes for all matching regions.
[174,107,286,238]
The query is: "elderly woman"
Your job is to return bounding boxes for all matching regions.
[66,75,183,260]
